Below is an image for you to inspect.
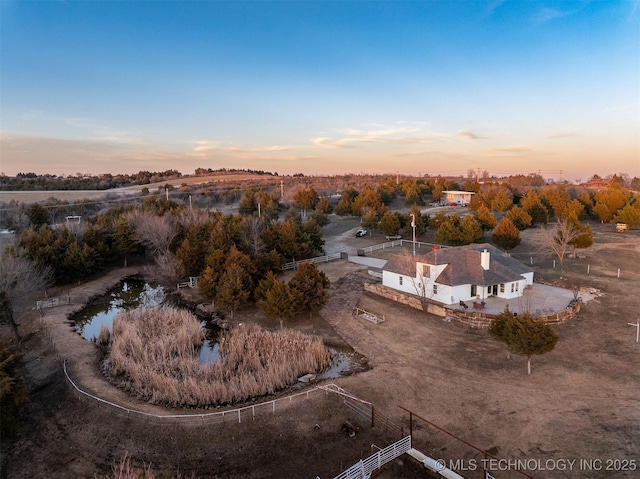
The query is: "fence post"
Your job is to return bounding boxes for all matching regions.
[371,404,375,428]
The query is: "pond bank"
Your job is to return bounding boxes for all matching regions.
[33,266,183,416]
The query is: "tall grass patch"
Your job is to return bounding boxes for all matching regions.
[109,307,331,407]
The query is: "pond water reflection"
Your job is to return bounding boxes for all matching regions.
[73,278,165,341]
[72,278,367,375]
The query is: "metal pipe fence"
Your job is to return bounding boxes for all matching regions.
[283,252,343,270]
[332,435,412,479]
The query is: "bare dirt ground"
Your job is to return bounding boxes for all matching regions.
[1,218,639,479]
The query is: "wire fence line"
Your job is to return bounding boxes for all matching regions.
[35,315,334,425]
[63,359,340,426]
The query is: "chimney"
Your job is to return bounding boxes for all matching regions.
[481,249,490,270]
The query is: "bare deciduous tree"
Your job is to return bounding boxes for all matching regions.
[176,207,211,228]
[240,217,265,258]
[530,218,584,279]
[142,252,185,289]
[394,251,435,313]
[0,250,53,338]
[129,212,178,256]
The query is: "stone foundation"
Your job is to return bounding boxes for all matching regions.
[364,283,582,328]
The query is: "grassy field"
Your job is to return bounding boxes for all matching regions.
[0,173,274,204]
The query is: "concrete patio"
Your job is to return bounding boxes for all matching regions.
[449,283,596,316]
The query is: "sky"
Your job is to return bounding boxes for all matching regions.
[1,0,638,181]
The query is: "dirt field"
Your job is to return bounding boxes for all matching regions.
[1,217,639,479]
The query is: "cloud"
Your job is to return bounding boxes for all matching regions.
[457,129,488,140]
[312,123,450,149]
[16,110,142,145]
[548,129,581,139]
[532,6,580,25]
[192,141,298,154]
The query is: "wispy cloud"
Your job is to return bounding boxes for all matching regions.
[532,6,580,25]
[457,129,488,140]
[312,123,450,149]
[16,110,142,144]
[548,129,581,139]
[192,141,299,154]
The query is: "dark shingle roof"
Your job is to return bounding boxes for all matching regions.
[384,243,532,287]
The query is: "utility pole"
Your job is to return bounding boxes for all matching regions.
[280,180,284,199]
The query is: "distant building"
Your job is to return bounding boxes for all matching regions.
[442,190,475,206]
[582,178,612,189]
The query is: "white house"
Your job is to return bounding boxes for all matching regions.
[381,243,534,306]
[442,190,475,206]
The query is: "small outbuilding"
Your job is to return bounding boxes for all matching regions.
[442,190,475,206]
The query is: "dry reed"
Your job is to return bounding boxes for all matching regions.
[109,307,331,407]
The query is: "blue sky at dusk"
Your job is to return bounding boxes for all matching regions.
[1,0,638,181]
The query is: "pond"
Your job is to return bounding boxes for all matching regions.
[71,277,220,364]
[71,278,367,377]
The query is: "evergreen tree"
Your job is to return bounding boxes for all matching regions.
[460,215,485,243]
[301,217,325,255]
[505,206,532,231]
[475,203,497,230]
[521,190,549,225]
[612,203,640,228]
[288,263,330,318]
[489,309,559,375]
[0,338,28,435]
[435,216,463,245]
[407,204,428,237]
[379,211,402,237]
[315,196,333,215]
[334,188,358,216]
[257,277,303,329]
[215,262,251,318]
[292,186,319,217]
[238,188,257,216]
[27,203,49,227]
[491,217,521,251]
[490,189,513,213]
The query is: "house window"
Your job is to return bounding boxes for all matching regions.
[515,282,519,292]
[511,283,515,293]
[422,264,430,277]
[433,284,438,295]
[399,276,403,286]
[500,283,505,293]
